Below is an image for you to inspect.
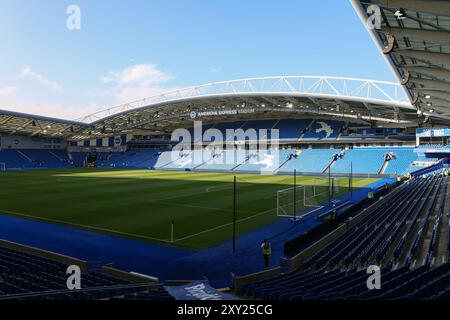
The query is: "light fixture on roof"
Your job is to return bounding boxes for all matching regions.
[286,103,293,108]
[425,95,431,99]
[261,104,265,107]
[394,8,406,20]
[429,109,434,113]
[426,102,432,107]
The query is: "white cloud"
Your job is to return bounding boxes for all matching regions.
[18,66,64,92]
[0,63,180,120]
[0,86,17,98]
[99,63,178,104]
[100,64,172,87]
[0,100,102,120]
[209,66,222,73]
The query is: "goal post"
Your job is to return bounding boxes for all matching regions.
[276,185,306,218]
[276,177,341,218]
[0,162,5,172]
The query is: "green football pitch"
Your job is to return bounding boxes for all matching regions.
[0,169,378,250]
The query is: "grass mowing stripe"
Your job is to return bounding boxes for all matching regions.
[173,206,277,243]
[0,169,378,249]
[0,208,174,244]
[149,200,258,215]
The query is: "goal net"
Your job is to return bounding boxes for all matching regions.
[276,177,340,218]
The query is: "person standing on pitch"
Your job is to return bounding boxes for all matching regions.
[261,239,272,269]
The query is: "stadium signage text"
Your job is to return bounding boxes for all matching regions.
[416,127,450,138]
[191,109,255,118]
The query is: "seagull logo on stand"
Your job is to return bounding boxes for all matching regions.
[254,154,275,169]
[316,121,333,138]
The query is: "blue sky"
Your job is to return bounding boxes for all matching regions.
[0,0,396,119]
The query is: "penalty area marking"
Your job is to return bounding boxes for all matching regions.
[204,175,295,193]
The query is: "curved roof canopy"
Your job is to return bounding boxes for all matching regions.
[352,0,450,122]
[0,76,422,140]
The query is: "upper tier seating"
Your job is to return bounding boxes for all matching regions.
[184,119,414,142]
[301,120,345,140]
[274,119,312,140]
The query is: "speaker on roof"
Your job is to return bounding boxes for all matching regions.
[382,34,395,54]
[401,69,410,85]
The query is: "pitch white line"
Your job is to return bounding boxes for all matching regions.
[173,207,276,243]
[0,208,173,244]
[149,200,257,215]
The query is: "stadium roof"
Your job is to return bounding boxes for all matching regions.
[0,109,86,139]
[352,0,450,123]
[0,76,421,140]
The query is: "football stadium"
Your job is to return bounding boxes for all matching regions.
[0,0,449,305]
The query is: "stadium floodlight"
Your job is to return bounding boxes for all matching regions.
[425,95,431,99]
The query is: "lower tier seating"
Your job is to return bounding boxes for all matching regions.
[0,245,173,300]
